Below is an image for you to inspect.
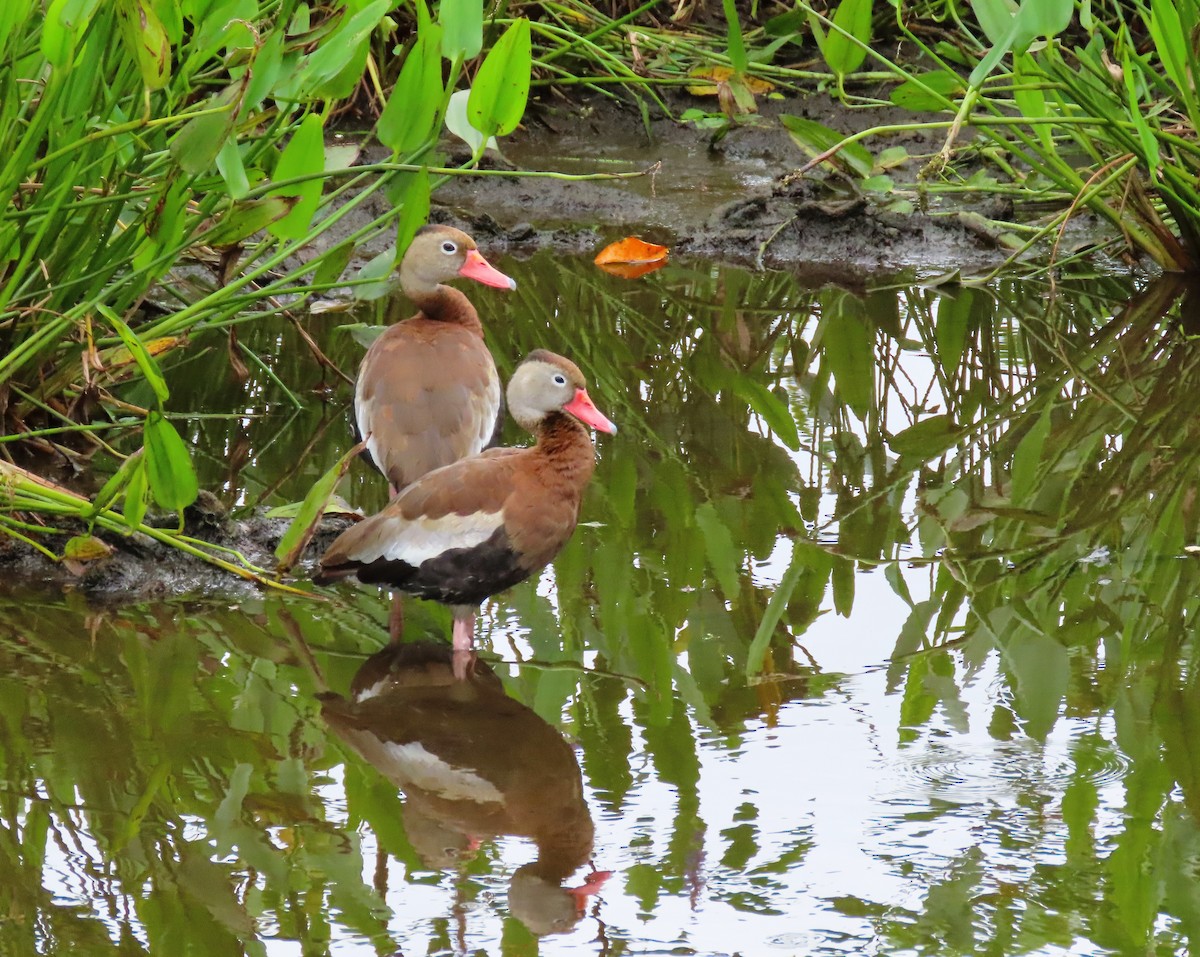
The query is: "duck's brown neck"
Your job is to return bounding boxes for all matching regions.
[402,279,483,334]
[533,414,596,482]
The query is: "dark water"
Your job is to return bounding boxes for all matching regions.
[3,250,1200,956]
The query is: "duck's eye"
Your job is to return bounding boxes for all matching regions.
[441,240,457,255]
[553,374,567,386]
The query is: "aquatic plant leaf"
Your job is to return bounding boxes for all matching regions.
[100,306,170,406]
[41,0,100,66]
[354,247,397,301]
[275,440,365,574]
[594,237,669,266]
[87,449,145,520]
[143,411,199,512]
[814,0,873,77]
[969,0,1019,47]
[170,79,246,176]
[780,115,873,177]
[64,534,113,562]
[440,0,482,59]
[314,241,355,288]
[890,70,964,111]
[268,113,325,240]
[377,25,444,154]
[889,415,961,459]
[203,197,296,248]
[467,18,531,139]
[116,0,170,90]
[445,89,497,155]
[1012,54,1051,149]
[215,140,249,199]
[303,0,390,97]
[123,455,149,528]
[395,166,432,260]
[695,502,740,600]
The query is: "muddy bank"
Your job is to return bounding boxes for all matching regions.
[418,90,1116,281]
[0,496,355,602]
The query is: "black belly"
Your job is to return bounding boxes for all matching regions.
[354,527,531,606]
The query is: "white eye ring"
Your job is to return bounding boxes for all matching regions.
[441,240,457,254]
[553,373,567,386]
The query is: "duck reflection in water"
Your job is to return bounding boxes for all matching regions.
[319,640,610,936]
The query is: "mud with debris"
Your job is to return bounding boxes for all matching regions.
[0,91,1121,599]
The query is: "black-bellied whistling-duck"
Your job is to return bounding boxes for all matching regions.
[355,224,515,494]
[315,350,617,676]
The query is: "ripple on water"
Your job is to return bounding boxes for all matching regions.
[882,735,1132,808]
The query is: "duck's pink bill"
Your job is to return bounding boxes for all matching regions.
[564,389,617,434]
[459,249,517,290]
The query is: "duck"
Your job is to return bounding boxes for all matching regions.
[355,224,516,495]
[315,350,617,676]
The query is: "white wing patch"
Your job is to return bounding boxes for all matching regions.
[352,510,505,566]
[383,741,504,803]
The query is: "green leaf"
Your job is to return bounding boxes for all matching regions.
[304,0,391,98]
[440,0,482,60]
[969,0,1018,47]
[123,455,149,528]
[394,166,431,259]
[889,414,961,459]
[41,0,101,66]
[99,305,169,406]
[215,140,250,199]
[116,0,171,89]
[890,70,965,111]
[780,114,873,177]
[88,449,145,519]
[275,441,367,573]
[170,80,244,176]
[445,89,497,155]
[268,113,325,240]
[467,18,531,139]
[203,197,295,247]
[695,502,741,600]
[377,25,444,154]
[818,0,873,77]
[143,411,199,512]
[353,247,397,301]
[314,241,355,287]
[64,534,113,561]
[1012,53,1051,149]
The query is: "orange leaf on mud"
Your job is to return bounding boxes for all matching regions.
[594,237,669,279]
[594,237,669,266]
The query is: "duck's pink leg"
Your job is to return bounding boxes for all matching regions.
[451,609,477,681]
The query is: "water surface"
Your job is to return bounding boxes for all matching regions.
[3,252,1199,956]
